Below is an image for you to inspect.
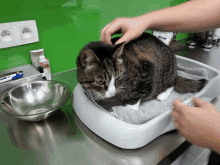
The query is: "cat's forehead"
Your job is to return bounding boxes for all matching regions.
[83,66,106,75]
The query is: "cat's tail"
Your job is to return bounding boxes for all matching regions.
[174,76,208,93]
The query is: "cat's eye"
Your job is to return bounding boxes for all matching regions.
[96,80,105,85]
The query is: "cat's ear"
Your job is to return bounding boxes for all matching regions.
[113,42,125,64]
[79,49,100,70]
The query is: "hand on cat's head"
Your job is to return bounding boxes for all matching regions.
[100,17,147,45]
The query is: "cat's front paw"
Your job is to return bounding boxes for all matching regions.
[156,92,169,102]
[156,86,174,102]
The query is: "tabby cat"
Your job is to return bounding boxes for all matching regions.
[76,33,207,110]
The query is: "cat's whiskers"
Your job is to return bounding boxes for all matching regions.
[90,96,99,103]
[90,94,99,102]
[81,87,104,103]
[96,94,103,101]
[89,91,97,99]
[89,92,104,104]
[84,89,94,101]
[80,89,99,106]
[81,88,90,96]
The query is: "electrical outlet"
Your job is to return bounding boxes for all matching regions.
[20,26,34,39]
[0,20,39,49]
[0,28,15,43]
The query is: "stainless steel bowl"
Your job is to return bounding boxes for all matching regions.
[0,80,70,121]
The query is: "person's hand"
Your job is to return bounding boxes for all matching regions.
[100,16,148,45]
[171,97,220,149]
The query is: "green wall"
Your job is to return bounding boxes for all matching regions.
[0,0,188,74]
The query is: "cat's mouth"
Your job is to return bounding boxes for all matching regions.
[104,92,116,98]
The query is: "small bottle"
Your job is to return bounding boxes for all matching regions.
[171,32,177,42]
[38,55,51,80]
[153,31,173,46]
[37,65,46,80]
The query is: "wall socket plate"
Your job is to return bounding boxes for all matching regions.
[0,20,39,49]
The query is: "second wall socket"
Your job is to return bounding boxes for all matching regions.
[20,26,34,40]
[0,20,39,49]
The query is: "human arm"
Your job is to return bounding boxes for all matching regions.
[101,0,220,44]
[171,97,220,154]
[144,0,220,33]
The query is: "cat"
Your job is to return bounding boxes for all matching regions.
[76,32,207,110]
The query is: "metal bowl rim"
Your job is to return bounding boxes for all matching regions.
[0,80,71,117]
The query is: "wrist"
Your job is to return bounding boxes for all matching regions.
[135,13,154,31]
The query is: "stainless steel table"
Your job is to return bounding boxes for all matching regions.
[0,44,219,165]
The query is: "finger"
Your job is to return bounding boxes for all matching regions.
[115,31,137,45]
[192,97,208,108]
[112,29,123,35]
[103,22,122,44]
[174,120,181,129]
[173,98,187,113]
[171,110,178,120]
[115,34,131,45]
[100,22,112,41]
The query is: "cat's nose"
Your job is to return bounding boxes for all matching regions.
[105,92,115,98]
